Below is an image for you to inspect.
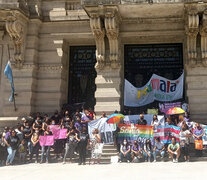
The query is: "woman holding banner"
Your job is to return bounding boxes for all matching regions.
[40,127,53,164]
[90,128,102,165]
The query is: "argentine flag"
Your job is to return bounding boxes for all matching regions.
[4,61,15,102]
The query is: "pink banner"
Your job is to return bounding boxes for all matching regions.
[39,136,54,146]
[49,125,59,131]
[53,129,67,139]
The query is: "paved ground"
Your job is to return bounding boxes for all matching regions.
[0,161,206,180]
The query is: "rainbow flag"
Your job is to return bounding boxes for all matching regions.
[117,124,153,144]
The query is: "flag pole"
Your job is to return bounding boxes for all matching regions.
[7,44,17,111]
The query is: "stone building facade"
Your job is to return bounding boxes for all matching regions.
[0,0,207,123]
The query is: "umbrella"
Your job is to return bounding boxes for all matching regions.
[106,113,125,124]
[166,107,185,115]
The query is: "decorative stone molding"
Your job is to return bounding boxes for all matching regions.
[185,8,199,67]
[5,12,28,68]
[90,13,105,69]
[104,8,121,69]
[200,10,207,67]
[38,65,63,72]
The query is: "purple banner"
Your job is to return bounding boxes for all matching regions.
[159,102,181,113]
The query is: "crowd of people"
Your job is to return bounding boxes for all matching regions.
[0,108,205,166]
[0,108,106,166]
[119,113,205,163]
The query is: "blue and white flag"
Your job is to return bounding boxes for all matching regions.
[4,61,14,102]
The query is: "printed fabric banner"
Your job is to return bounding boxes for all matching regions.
[154,125,181,144]
[117,124,154,145]
[39,135,55,146]
[159,102,182,114]
[124,72,184,107]
[88,118,116,144]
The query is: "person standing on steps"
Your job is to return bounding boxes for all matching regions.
[90,128,102,165]
[77,126,89,165]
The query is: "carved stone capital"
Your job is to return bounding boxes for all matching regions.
[5,12,28,68]
[185,8,199,67]
[90,13,105,69]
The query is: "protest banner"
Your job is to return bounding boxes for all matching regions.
[39,135,54,146]
[124,72,184,107]
[53,129,67,139]
[49,125,59,131]
[154,125,181,144]
[159,102,182,114]
[49,125,67,139]
[88,118,116,144]
[117,124,153,145]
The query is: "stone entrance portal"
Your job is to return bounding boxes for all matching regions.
[68,46,97,109]
[124,43,184,114]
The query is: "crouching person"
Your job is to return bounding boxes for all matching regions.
[143,139,153,162]
[153,137,165,162]
[120,139,131,162]
[131,140,143,162]
[168,137,180,163]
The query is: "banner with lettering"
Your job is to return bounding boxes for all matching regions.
[88,118,116,144]
[117,124,154,144]
[159,102,182,114]
[124,72,184,107]
[39,135,55,146]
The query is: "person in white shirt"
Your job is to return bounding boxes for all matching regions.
[179,124,192,162]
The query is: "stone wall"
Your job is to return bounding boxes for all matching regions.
[0,1,207,123]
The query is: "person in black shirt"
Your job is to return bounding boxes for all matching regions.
[40,127,53,164]
[4,130,20,165]
[77,126,89,165]
[23,122,33,154]
[51,111,61,125]
[137,114,147,125]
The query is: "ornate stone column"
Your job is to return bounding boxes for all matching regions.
[200,10,207,67]
[90,13,105,69]
[185,8,199,67]
[104,7,121,69]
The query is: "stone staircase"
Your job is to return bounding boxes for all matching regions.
[99,144,119,164]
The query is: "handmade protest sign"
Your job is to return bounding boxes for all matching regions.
[39,136,54,146]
